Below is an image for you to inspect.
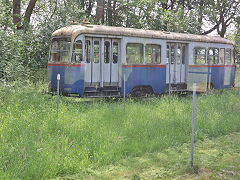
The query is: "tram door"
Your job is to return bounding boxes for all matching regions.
[84,37,101,86]
[167,43,186,84]
[103,39,120,86]
[84,37,120,87]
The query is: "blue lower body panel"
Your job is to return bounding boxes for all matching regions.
[188,65,235,90]
[120,65,166,95]
[48,64,85,96]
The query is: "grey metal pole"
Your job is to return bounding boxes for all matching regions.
[238,78,239,97]
[57,74,60,115]
[168,62,171,104]
[123,74,126,112]
[190,83,196,168]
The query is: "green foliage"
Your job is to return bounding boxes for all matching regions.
[0,82,240,179]
[0,27,51,82]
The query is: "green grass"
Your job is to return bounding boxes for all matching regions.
[0,81,240,179]
[78,132,240,179]
[235,68,240,86]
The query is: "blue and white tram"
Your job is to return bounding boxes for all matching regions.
[48,23,236,97]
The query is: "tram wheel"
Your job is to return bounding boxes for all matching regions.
[130,86,154,97]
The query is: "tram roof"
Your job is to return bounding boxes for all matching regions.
[52,24,233,45]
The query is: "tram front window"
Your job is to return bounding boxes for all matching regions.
[50,37,71,62]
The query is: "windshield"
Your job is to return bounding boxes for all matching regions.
[50,37,71,62]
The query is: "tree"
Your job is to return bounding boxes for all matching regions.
[95,0,105,24]
[200,0,240,37]
[12,0,38,29]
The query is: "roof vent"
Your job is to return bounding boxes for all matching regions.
[71,20,78,25]
[82,19,91,26]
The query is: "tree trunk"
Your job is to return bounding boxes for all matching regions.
[107,0,112,26]
[13,0,21,25]
[86,0,94,18]
[24,0,37,23]
[95,0,105,24]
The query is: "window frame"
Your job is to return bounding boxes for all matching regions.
[126,43,144,64]
[93,40,100,63]
[85,40,91,63]
[219,48,225,64]
[225,48,232,64]
[113,41,119,64]
[145,44,161,64]
[207,47,219,65]
[72,40,83,63]
[193,47,206,65]
[50,37,71,63]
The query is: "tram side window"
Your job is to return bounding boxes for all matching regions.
[104,41,110,63]
[126,43,143,64]
[177,46,181,64]
[170,45,175,64]
[72,40,83,63]
[194,47,206,64]
[219,48,225,64]
[94,41,100,63]
[113,42,118,64]
[225,48,231,64]
[182,46,186,64]
[145,44,161,64]
[51,37,71,62]
[207,48,219,64]
[85,40,91,63]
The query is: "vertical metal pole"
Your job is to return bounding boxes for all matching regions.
[123,74,126,112]
[168,62,171,104]
[238,77,239,97]
[57,74,60,115]
[191,83,196,168]
[168,45,171,104]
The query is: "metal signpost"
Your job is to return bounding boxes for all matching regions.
[238,78,239,97]
[190,83,196,168]
[168,61,171,104]
[123,74,126,112]
[57,74,60,115]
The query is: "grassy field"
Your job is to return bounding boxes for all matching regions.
[70,132,240,179]
[0,79,240,179]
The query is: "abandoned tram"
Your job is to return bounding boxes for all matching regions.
[48,22,236,97]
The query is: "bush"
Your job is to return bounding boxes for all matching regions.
[0,27,50,82]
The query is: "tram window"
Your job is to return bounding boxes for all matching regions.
[194,47,206,64]
[113,42,118,64]
[104,41,110,63]
[167,45,169,59]
[145,44,161,64]
[72,40,83,63]
[207,48,219,64]
[225,48,231,64]
[177,46,181,64]
[126,43,143,64]
[85,40,91,63]
[94,41,100,63]
[51,37,71,62]
[219,48,225,64]
[171,45,175,64]
[182,46,185,64]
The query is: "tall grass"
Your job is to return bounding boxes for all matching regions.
[0,81,240,179]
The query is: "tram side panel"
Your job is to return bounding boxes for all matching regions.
[48,64,85,96]
[120,65,166,95]
[188,42,235,91]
